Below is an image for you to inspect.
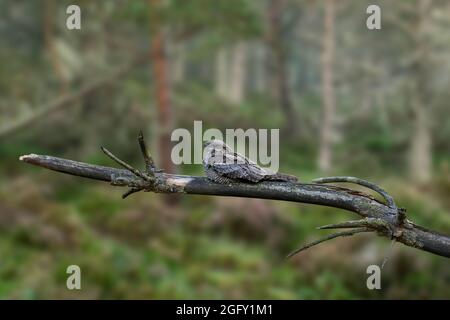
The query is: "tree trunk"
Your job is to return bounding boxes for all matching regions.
[149,0,175,174]
[169,40,185,85]
[318,0,336,173]
[253,43,268,93]
[44,0,69,92]
[267,0,296,136]
[215,47,229,100]
[409,0,432,183]
[228,42,247,104]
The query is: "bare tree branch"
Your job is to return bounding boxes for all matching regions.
[287,227,371,259]
[312,176,397,209]
[19,135,450,259]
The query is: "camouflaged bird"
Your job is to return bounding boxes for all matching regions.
[202,140,298,184]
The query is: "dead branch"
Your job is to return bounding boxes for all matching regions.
[19,133,450,259]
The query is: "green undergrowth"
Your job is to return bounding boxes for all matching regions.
[0,169,449,299]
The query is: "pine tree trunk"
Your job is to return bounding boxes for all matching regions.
[170,41,185,85]
[44,0,69,92]
[267,0,296,136]
[215,47,229,100]
[410,102,431,182]
[149,0,175,174]
[409,0,432,183]
[253,43,267,93]
[318,0,336,173]
[228,42,247,104]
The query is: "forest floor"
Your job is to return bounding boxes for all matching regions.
[1,146,449,299]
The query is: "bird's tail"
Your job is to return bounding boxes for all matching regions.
[265,172,298,183]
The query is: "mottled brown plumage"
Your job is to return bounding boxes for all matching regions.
[202,140,298,184]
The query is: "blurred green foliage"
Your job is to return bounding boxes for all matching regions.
[0,0,449,299]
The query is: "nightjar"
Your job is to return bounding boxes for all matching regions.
[202,140,298,184]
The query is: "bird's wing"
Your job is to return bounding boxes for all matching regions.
[212,163,265,182]
[205,146,270,182]
[212,153,268,183]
